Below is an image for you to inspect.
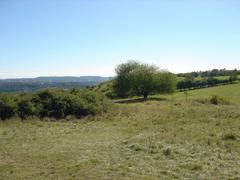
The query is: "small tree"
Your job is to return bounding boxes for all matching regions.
[114,61,177,99]
[229,70,238,82]
[113,61,140,98]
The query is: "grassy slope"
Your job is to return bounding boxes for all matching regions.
[161,83,240,104]
[1,84,240,179]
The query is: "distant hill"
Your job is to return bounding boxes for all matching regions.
[0,76,112,92]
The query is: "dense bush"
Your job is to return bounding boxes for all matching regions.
[32,90,66,118]
[0,95,15,120]
[114,61,177,99]
[17,96,35,119]
[0,88,109,121]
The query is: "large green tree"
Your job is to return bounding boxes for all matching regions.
[114,61,177,99]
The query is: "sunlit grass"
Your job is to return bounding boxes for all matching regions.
[1,83,240,179]
[160,83,240,104]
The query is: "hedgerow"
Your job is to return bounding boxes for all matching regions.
[0,88,109,120]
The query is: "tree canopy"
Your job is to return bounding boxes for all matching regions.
[113,61,177,99]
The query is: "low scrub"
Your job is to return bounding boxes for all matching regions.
[222,133,238,141]
[194,95,231,105]
[210,95,230,105]
[0,88,109,120]
[0,95,15,120]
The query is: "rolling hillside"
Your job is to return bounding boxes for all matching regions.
[161,82,240,104]
[92,76,240,99]
[1,83,240,179]
[0,76,111,92]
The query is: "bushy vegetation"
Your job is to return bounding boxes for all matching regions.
[92,68,239,99]
[0,95,15,120]
[209,95,230,105]
[177,75,238,91]
[91,80,118,99]
[114,61,177,99]
[0,88,109,120]
[176,69,239,91]
[1,88,240,179]
[16,95,35,119]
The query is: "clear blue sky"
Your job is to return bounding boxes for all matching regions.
[0,0,240,78]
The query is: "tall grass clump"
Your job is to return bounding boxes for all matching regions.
[210,95,230,105]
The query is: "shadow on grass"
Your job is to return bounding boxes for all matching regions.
[114,97,167,104]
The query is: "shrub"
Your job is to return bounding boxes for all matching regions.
[104,90,117,99]
[0,96,15,120]
[33,89,71,119]
[17,96,35,120]
[210,95,229,105]
[69,89,109,117]
[0,89,110,120]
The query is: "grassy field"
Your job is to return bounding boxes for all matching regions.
[1,83,240,179]
[161,83,240,104]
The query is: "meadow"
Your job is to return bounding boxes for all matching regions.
[162,83,240,104]
[0,83,240,179]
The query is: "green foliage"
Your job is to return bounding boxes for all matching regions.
[114,61,177,99]
[178,68,240,78]
[154,72,177,94]
[104,90,116,99]
[32,89,109,119]
[92,80,118,99]
[229,70,238,82]
[114,61,140,98]
[32,90,66,118]
[0,95,15,120]
[177,75,234,90]
[0,88,109,120]
[17,95,35,120]
[69,89,109,117]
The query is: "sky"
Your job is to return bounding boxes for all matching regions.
[0,0,240,78]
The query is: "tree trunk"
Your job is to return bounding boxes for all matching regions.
[143,92,148,100]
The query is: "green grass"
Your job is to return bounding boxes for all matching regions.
[161,83,240,104]
[1,84,240,179]
[214,76,230,80]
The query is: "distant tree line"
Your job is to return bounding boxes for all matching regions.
[0,89,109,121]
[177,74,239,91]
[0,82,96,93]
[178,68,240,78]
